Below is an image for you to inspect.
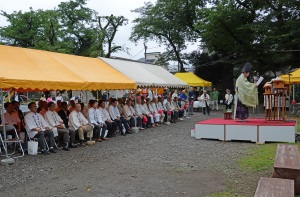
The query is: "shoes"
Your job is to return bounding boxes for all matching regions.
[146,125,151,128]
[126,131,133,134]
[63,146,70,151]
[69,143,78,148]
[49,148,57,153]
[41,150,50,155]
[190,113,194,115]
[100,137,109,141]
[179,118,184,121]
[97,138,103,142]
[80,141,86,147]
[139,127,145,130]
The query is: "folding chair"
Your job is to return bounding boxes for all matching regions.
[0,125,24,158]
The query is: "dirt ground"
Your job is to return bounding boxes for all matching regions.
[0,111,267,197]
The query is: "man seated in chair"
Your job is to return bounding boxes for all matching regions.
[165,97,178,123]
[3,102,21,138]
[44,102,77,151]
[24,102,56,155]
[108,98,131,134]
[151,97,165,124]
[69,103,94,146]
[172,97,185,120]
[144,98,160,126]
[98,100,119,137]
[135,97,151,128]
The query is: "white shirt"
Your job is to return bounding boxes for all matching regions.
[151,102,160,113]
[165,101,175,111]
[108,105,120,120]
[225,94,233,105]
[199,94,211,107]
[99,107,111,121]
[172,93,178,99]
[157,102,167,111]
[68,110,89,130]
[25,111,50,138]
[56,96,63,102]
[147,89,154,100]
[135,104,147,115]
[4,111,20,125]
[123,105,135,120]
[143,103,154,114]
[88,107,104,124]
[44,110,63,127]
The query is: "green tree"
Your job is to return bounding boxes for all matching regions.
[95,14,128,58]
[131,0,204,72]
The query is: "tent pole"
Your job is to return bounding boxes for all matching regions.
[186,86,191,119]
[0,88,15,165]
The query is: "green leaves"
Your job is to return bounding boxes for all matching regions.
[0,0,128,58]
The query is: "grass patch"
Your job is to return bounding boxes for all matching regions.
[239,143,300,172]
[208,191,245,197]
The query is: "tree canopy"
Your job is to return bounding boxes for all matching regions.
[0,0,128,58]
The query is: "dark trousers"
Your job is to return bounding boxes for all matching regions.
[178,110,184,118]
[57,128,75,144]
[226,103,232,110]
[114,118,129,134]
[163,111,168,122]
[105,121,117,137]
[203,105,210,115]
[34,130,55,150]
[93,123,107,139]
[174,111,179,120]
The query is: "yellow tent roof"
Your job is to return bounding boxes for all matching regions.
[0,45,136,91]
[280,68,300,84]
[174,72,212,87]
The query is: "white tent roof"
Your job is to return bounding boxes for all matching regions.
[99,57,188,88]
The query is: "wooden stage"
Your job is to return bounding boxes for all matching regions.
[192,118,297,143]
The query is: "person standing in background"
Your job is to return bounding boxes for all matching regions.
[211,88,219,110]
[188,87,194,115]
[224,89,233,111]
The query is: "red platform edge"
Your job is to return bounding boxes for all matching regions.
[196,118,297,126]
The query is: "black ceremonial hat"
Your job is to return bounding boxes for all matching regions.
[242,62,252,72]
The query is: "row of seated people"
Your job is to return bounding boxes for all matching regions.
[2,96,186,155]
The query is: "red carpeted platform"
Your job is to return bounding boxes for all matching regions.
[196,118,296,126]
[194,118,297,143]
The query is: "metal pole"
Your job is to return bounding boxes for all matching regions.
[1,88,15,165]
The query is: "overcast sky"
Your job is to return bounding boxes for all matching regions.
[0,0,199,60]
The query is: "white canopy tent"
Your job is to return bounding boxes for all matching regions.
[99,57,188,88]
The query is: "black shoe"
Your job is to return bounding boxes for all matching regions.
[41,150,50,155]
[80,142,86,147]
[126,131,132,134]
[49,148,57,153]
[69,143,78,148]
[146,125,151,128]
[63,146,70,151]
[121,133,127,136]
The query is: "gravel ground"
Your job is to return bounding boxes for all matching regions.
[0,110,266,197]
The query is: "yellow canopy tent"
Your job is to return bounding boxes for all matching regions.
[174,72,212,87]
[0,45,136,91]
[280,68,300,84]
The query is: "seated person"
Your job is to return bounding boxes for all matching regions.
[55,100,62,113]
[58,102,70,128]
[39,101,48,117]
[123,100,141,129]
[117,98,124,115]
[3,102,21,137]
[144,98,161,126]
[98,99,119,136]
[173,97,185,120]
[135,97,151,128]
[44,102,77,151]
[69,103,94,146]
[157,96,168,122]
[108,98,131,134]
[69,100,76,113]
[80,103,89,119]
[25,102,56,155]
[151,97,165,124]
[165,97,179,123]
[37,100,43,113]
[88,100,108,142]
